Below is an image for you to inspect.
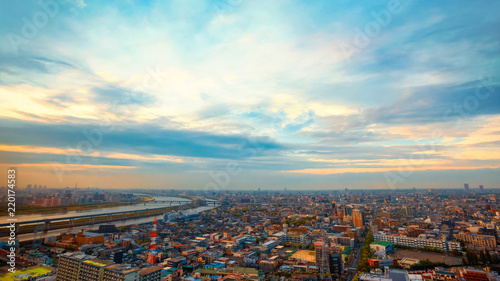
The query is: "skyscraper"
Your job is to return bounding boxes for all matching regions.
[464,183,470,193]
[353,209,363,228]
[479,185,484,193]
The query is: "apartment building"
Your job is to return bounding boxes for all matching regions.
[314,241,343,277]
[57,252,86,281]
[56,252,156,281]
[285,234,309,246]
[79,259,114,280]
[373,233,461,252]
[139,266,162,281]
[456,233,496,249]
[103,264,141,281]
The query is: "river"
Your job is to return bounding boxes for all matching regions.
[0,197,192,224]
[0,197,218,243]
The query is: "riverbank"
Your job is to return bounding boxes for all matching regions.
[13,202,130,216]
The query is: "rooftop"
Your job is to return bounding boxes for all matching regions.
[371,241,393,247]
[83,259,113,268]
[106,264,140,274]
[140,266,162,275]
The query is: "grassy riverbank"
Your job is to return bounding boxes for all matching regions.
[12,202,130,216]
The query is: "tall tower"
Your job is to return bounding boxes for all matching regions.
[147,217,158,264]
[464,183,470,193]
[353,209,363,228]
[479,185,484,193]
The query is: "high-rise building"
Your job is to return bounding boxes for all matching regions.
[332,201,337,216]
[344,205,353,216]
[314,241,343,278]
[353,209,363,228]
[403,206,413,216]
[57,253,113,281]
[56,252,145,281]
[464,183,470,193]
[80,259,113,280]
[111,249,125,264]
[479,185,484,193]
[56,253,85,281]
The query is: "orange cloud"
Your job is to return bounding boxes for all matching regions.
[284,165,500,175]
[308,158,451,166]
[0,144,184,163]
[453,150,500,160]
[19,163,137,171]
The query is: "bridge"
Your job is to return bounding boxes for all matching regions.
[0,200,221,234]
[143,200,220,206]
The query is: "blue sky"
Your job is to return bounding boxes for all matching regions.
[0,0,499,190]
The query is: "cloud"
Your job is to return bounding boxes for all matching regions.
[91,86,157,106]
[0,118,287,160]
[0,0,499,188]
[365,80,500,125]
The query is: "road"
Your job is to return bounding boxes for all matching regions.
[341,245,361,281]
[342,235,366,281]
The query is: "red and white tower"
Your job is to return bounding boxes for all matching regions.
[147,217,158,264]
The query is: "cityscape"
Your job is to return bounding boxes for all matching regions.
[1,0,500,281]
[2,185,500,281]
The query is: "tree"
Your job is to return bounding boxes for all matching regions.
[480,250,487,264]
[492,255,500,264]
[465,249,478,265]
[485,249,493,264]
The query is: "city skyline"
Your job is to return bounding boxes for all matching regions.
[1,0,500,190]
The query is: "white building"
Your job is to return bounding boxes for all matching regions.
[373,233,461,252]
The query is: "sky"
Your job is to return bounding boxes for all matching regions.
[0,0,499,190]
